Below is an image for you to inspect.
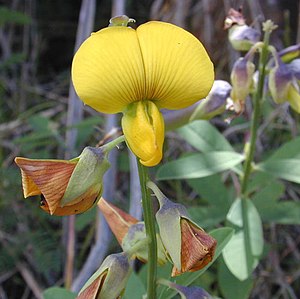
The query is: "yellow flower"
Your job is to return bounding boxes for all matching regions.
[72,20,214,166]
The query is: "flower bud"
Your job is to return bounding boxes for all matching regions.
[224,8,260,51]
[268,60,300,113]
[108,15,136,27]
[122,100,164,167]
[230,57,255,113]
[122,222,168,265]
[190,80,231,121]
[268,62,293,104]
[15,146,110,216]
[158,279,212,299]
[149,182,216,276]
[77,252,131,299]
[98,198,168,265]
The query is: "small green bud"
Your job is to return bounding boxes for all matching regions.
[109,15,136,27]
[122,222,168,265]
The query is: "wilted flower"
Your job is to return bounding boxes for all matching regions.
[190,80,232,120]
[230,57,255,113]
[158,279,212,299]
[72,17,214,166]
[268,59,300,113]
[15,147,110,216]
[148,182,217,276]
[224,8,260,51]
[77,252,131,299]
[98,197,168,265]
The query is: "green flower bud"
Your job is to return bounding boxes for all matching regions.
[98,198,168,265]
[77,253,131,299]
[108,15,136,27]
[190,80,231,121]
[122,222,168,265]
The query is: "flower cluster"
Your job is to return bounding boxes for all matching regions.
[225,10,300,114]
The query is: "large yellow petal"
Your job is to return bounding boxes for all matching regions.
[136,21,214,109]
[72,26,146,113]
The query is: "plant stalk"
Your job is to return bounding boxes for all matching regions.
[137,160,157,299]
[240,27,272,196]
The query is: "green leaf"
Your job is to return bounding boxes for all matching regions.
[123,271,146,299]
[252,182,300,224]
[157,152,244,180]
[186,174,232,228]
[177,120,234,152]
[43,287,76,299]
[218,257,253,299]
[257,159,300,184]
[223,199,263,280]
[187,174,231,206]
[188,205,228,228]
[159,227,234,299]
[266,136,300,160]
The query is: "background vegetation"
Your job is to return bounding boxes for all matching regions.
[0,0,300,298]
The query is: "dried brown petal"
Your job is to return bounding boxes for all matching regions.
[76,271,107,299]
[98,197,138,244]
[172,218,217,276]
[15,157,76,214]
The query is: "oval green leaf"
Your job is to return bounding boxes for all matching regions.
[257,159,300,184]
[157,151,244,180]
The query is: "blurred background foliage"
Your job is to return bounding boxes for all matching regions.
[0,0,300,298]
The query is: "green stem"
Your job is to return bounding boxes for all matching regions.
[240,28,272,196]
[137,160,157,299]
[102,135,125,152]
